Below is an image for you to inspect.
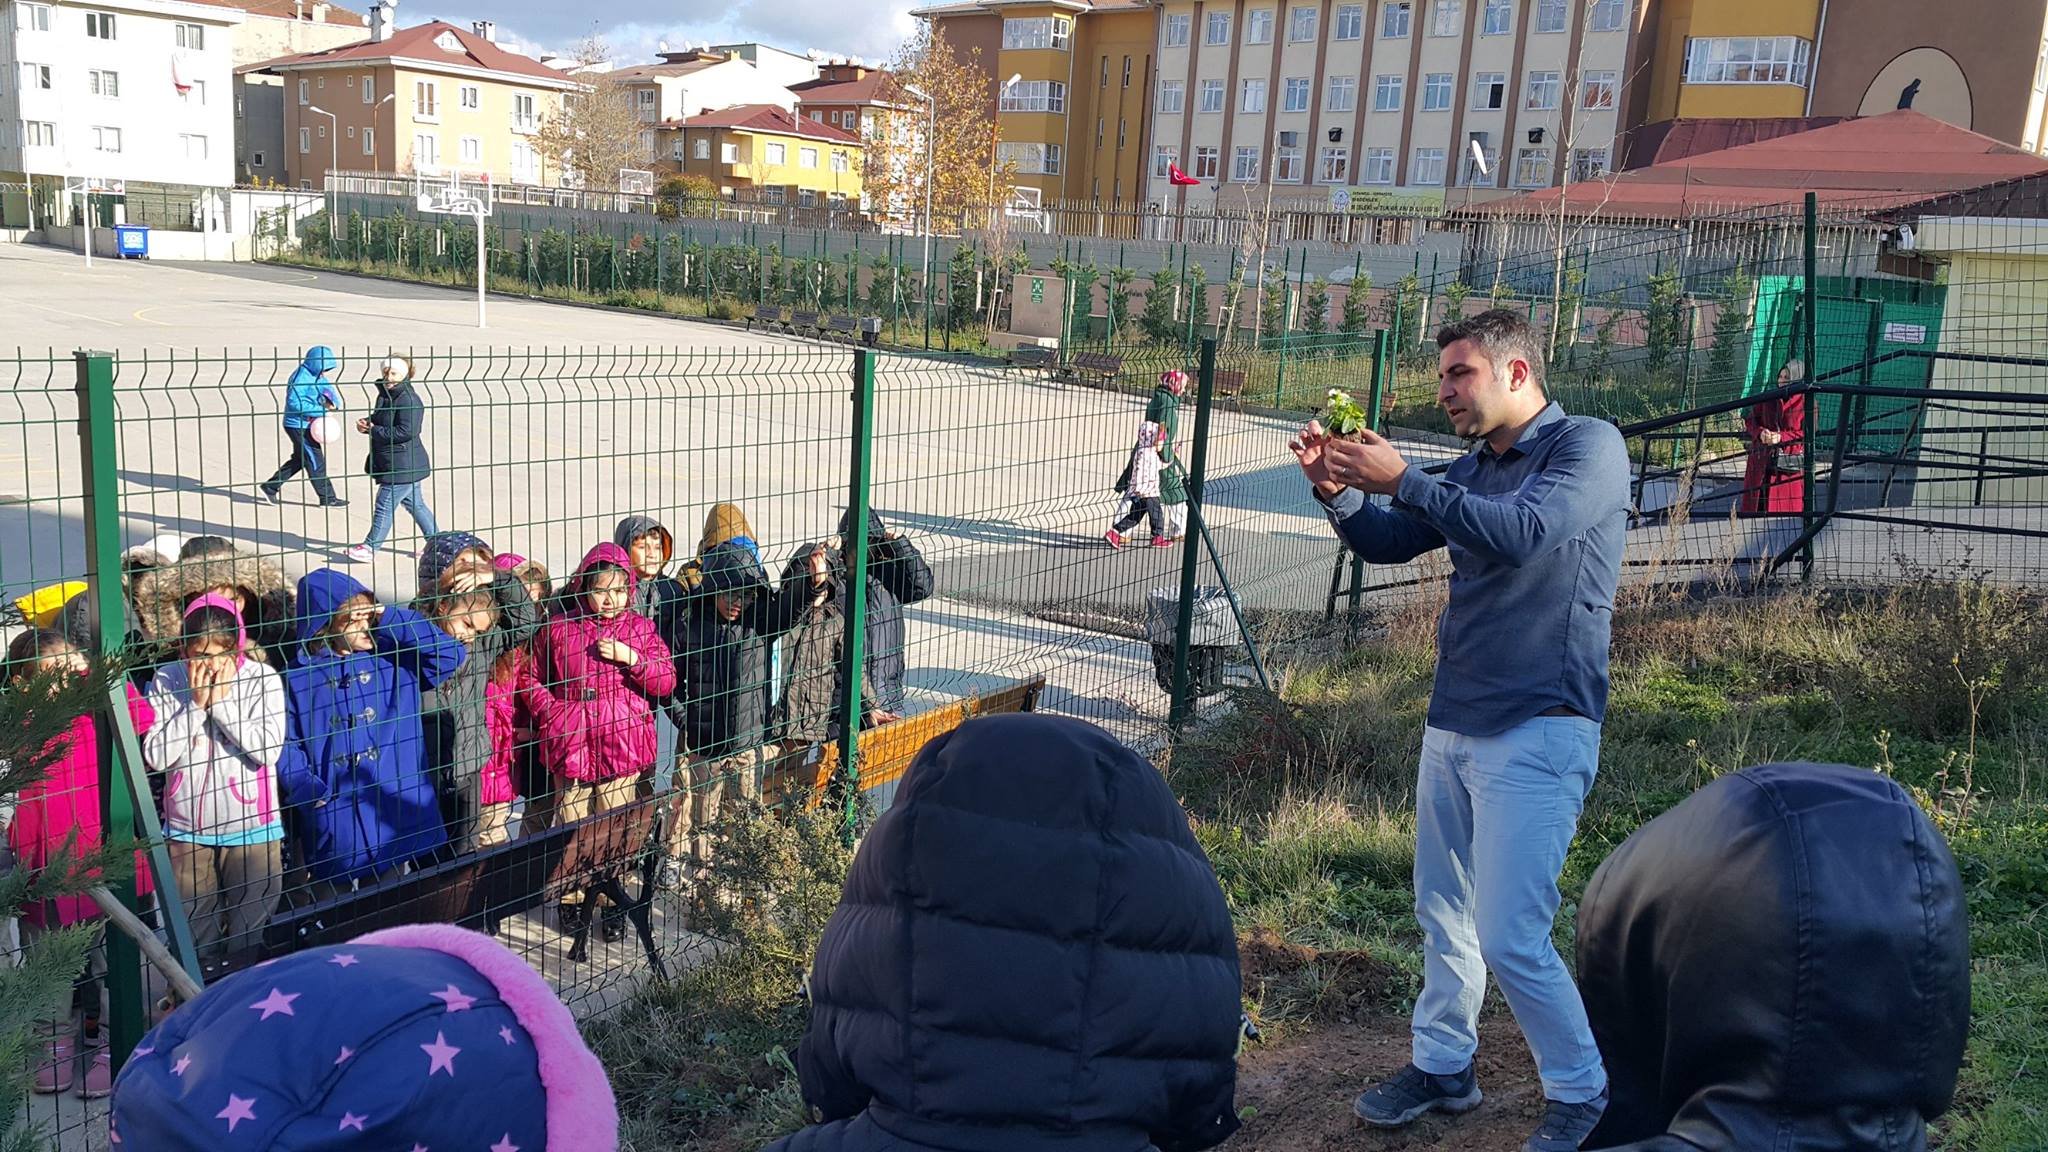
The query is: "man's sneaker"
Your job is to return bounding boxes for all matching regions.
[320,496,349,508]
[1104,529,1125,550]
[259,484,281,505]
[1521,1088,1607,1152]
[1353,1063,1482,1128]
[1150,536,1172,548]
[344,544,374,564]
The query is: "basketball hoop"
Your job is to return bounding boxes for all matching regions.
[411,171,494,329]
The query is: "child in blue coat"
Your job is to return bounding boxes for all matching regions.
[279,569,466,896]
[260,345,346,507]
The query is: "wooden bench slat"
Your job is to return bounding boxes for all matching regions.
[764,676,1047,804]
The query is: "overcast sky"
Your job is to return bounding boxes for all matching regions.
[413,0,921,66]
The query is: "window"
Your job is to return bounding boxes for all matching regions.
[460,136,481,163]
[764,141,786,165]
[1382,2,1411,37]
[1165,12,1190,46]
[362,75,375,103]
[253,149,267,167]
[1363,147,1394,183]
[1289,5,1317,40]
[1570,147,1610,180]
[461,85,480,109]
[317,124,326,138]
[2039,44,2047,92]
[21,63,51,90]
[20,3,51,31]
[1241,79,1266,113]
[1318,145,1349,183]
[1526,70,1560,109]
[1000,141,1061,173]
[1205,11,1231,44]
[1588,0,1626,32]
[1101,56,1110,87]
[1431,0,1462,35]
[1683,37,1813,85]
[89,70,119,98]
[511,142,538,179]
[715,140,734,163]
[1199,79,1225,112]
[1373,74,1403,112]
[1473,71,1506,109]
[1000,80,1067,113]
[1423,72,1453,110]
[1582,70,1618,109]
[1483,0,1511,35]
[414,80,437,119]
[1462,143,1497,184]
[1246,9,1272,44]
[1412,146,1446,185]
[1118,117,1127,147]
[415,133,440,169]
[1336,4,1364,39]
[694,137,711,160]
[1231,145,1260,182]
[511,93,536,132]
[798,188,817,208]
[1193,144,1220,179]
[25,121,56,147]
[298,79,309,106]
[1275,134,1303,181]
[1123,56,1132,86]
[85,11,115,38]
[761,186,785,205]
[298,126,311,153]
[434,29,460,50]
[800,146,818,168]
[1152,145,1179,177]
[1159,80,1185,113]
[1283,77,1310,112]
[175,22,204,49]
[1327,75,1357,111]
[1535,0,1567,33]
[92,125,121,153]
[1514,146,1552,187]
[1002,16,1072,49]
[362,126,375,154]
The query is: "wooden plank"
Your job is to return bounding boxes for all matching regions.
[763,676,1047,806]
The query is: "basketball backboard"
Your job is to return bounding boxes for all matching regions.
[412,170,493,217]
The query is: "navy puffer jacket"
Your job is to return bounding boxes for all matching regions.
[770,713,1242,1152]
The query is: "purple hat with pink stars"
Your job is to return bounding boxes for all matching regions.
[109,925,618,1151]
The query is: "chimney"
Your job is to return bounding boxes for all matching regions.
[311,1,329,21]
[368,0,396,42]
[472,19,495,42]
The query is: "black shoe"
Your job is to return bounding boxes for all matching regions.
[259,485,281,505]
[600,909,627,944]
[1353,1062,1483,1128]
[320,497,349,507]
[557,902,588,936]
[1521,1088,1607,1152]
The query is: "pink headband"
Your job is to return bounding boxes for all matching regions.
[493,553,527,572]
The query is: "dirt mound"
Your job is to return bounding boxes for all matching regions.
[1239,927,1397,1022]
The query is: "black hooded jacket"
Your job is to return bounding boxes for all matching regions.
[767,713,1242,1152]
[674,541,804,758]
[835,509,933,715]
[1577,762,1971,1152]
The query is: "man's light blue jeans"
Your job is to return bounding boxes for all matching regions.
[363,481,439,552]
[1410,715,1607,1104]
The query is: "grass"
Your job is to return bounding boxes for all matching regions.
[1167,574,2048,1151]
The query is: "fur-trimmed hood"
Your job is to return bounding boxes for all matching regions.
[129,548,293,655]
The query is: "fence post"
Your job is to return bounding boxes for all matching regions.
[1170,338,1219,734]
[1800,191,1819,579]
[837,349,876,842]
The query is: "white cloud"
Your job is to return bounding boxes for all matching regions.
[421,0,917,65]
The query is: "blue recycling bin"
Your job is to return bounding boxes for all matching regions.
[114,224,149,258]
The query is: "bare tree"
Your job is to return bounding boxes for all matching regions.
[1539,7,1649,357]
[534,37,651,190]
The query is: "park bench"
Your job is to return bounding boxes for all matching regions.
[789,310,822,338]
[763,675,1048,808]
[1068,351,1125,388]
[825,315,859,343]
[1010,345,1058,379]
[747,304,786,332]
[223,793,672,981]
[1213,368,1247,401]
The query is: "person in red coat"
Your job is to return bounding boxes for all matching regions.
[1742,359,1807,515]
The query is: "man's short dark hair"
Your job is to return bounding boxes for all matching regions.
[1436,308,1546,392]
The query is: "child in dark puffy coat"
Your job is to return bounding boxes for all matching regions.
[521,542,676,932]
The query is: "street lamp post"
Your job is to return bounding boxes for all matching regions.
[308,105,338,187]
[904,84,938,349]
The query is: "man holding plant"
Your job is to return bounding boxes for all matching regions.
[1290,310,1631,1152]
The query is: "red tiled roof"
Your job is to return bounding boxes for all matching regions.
[613,59,722,81]
[177,0,366,23]
[791,72,897,106]
[256,20,578,86]
[1619,117,1846,171]
[673,103,862,143]
[1484,111,2048,222]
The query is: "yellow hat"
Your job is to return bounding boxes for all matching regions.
[13,580,88,628]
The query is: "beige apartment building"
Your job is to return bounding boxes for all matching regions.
[259,8,580,188]
[1147,0,1645,211]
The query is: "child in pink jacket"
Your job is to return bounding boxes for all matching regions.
[479,644,530,848]
[522,542,676,932]
[5,627,155,1099]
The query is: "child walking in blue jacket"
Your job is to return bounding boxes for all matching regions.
[260,346,345,507]
[278,569,466,896]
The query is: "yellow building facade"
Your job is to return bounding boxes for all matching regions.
[675,105,864,207]
[1645,0,1825,121]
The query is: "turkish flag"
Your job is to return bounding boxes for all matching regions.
[1168,163,1201,187]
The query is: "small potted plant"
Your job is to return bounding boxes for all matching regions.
[1321,388,1371,440]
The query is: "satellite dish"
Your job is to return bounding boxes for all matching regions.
[1468,138,1490,178]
